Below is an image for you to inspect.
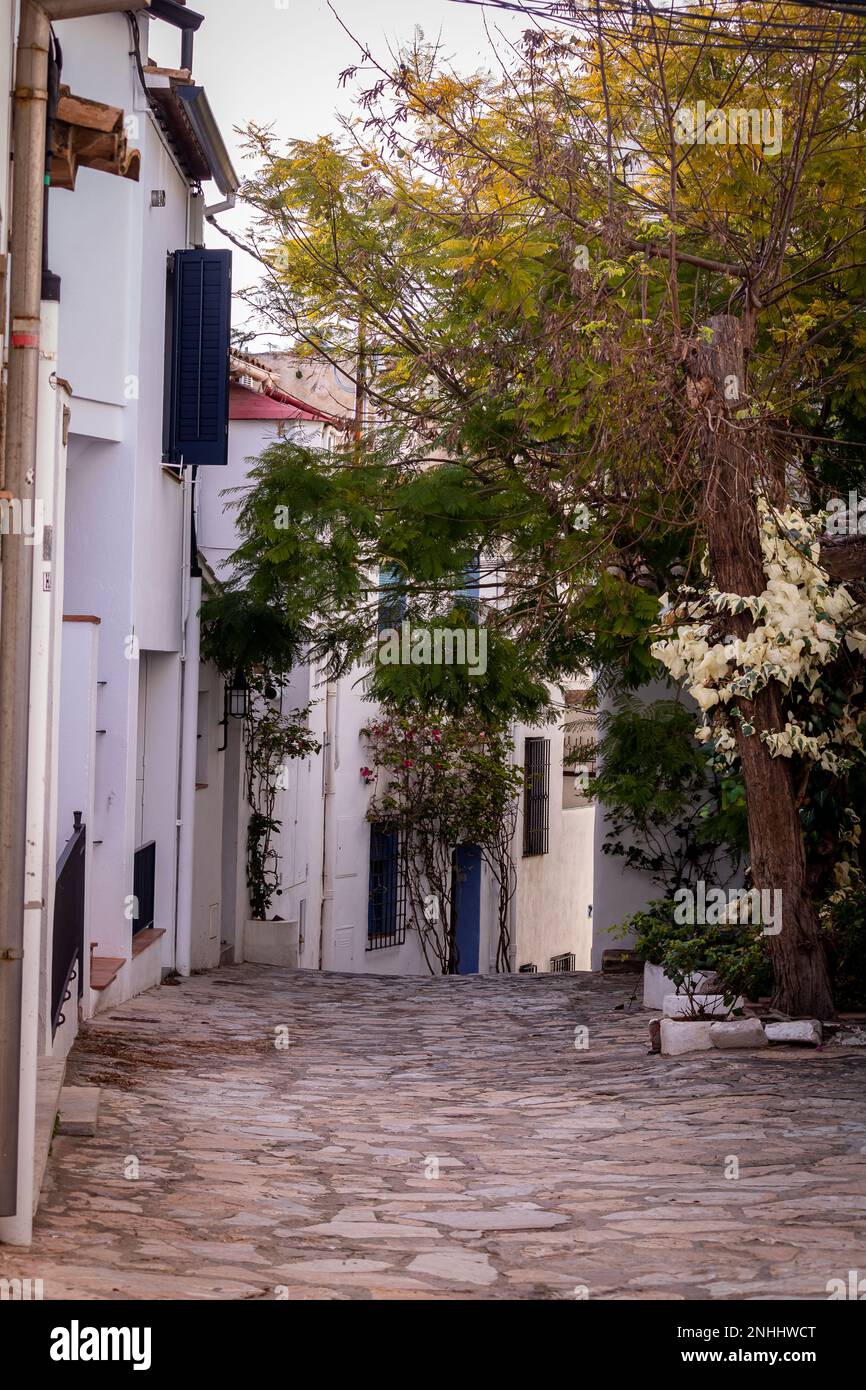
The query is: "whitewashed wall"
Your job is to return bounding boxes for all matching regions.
[203,413,597,977]
[512,717,595,973]
[50,12,211,999]
[190,655,227,970]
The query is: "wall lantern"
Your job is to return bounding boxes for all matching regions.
[227,669,249,719]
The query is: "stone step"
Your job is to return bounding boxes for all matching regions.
[601,948,642,975]
[90,955,125,990]
[57,1085,100,1137]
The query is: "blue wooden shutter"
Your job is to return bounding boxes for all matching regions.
[169,249,232,466]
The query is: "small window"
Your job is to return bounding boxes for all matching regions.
[562,689,597,809]
[367,823,407,949]
[455,555,481,616]
[195,689,209,787]
[377,564,407,634]
[523,737,550,856]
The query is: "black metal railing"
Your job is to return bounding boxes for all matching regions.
[132,840,156,935]
[52,813,86,1035]
[550,952,576,973]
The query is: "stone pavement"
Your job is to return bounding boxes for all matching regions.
[2,966,865,1300]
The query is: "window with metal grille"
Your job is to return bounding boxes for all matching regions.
[377,564,407,634]
[523,737,550,856]
[518,962,538,973]
[550,952,576,973]
[367,823,407,949]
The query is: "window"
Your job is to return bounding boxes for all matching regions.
[164,249,232,467]
[455,555,481,618]
[195,689,209,787]
[550,952,576,973]
[523,737,550,856]
[377,564,407,634]
[562,688,597,809]
[132,841,156,937]
[367,824,407,949]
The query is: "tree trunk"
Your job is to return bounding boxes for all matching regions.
[683,314,834,1019]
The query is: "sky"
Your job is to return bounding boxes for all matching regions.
[148,0,525,342]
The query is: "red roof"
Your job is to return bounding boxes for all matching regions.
[229,383,328,423]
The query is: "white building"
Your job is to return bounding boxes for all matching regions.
[0,0,237,1246]
[199,352,597,980]
[0,0,653,1251]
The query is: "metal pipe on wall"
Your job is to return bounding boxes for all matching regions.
[173,466,200,979]
[0,293,61,1245]
[0,0,51,1223]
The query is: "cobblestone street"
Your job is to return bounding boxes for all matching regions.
[3,966,865,1300]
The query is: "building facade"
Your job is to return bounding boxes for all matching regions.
[199,353,597,980]
[0,0,236,1245]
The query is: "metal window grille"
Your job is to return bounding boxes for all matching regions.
[377,565,407,634]
[518,962,538,973]
[550,952,576,973]
[367,824,407,949]
[523,736,550,856]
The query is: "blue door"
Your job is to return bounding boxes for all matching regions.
[453,845,482,973]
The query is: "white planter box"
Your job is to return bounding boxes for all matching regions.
[643,961,714,1010]
[242,918,300,968]
[663,992,743,1019]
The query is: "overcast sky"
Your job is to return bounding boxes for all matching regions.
[149,0,524,341]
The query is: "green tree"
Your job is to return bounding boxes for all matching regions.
[214,2,866,1013]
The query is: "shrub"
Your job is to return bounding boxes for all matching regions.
[821,887,866,1011]
[614,897,772,1005]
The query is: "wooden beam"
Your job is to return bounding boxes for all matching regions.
[42,1,148,18]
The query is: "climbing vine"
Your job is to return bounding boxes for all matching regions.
[243,694,320,920]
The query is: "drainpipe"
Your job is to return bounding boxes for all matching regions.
[318,677,337,970]
[180,27,194,75]
[203,189,235,219]
[0,293,61,1246]
[174,470,200,977]
[0,0,51,1226]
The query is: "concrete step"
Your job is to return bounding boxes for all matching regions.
[57,1085,100,1137]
